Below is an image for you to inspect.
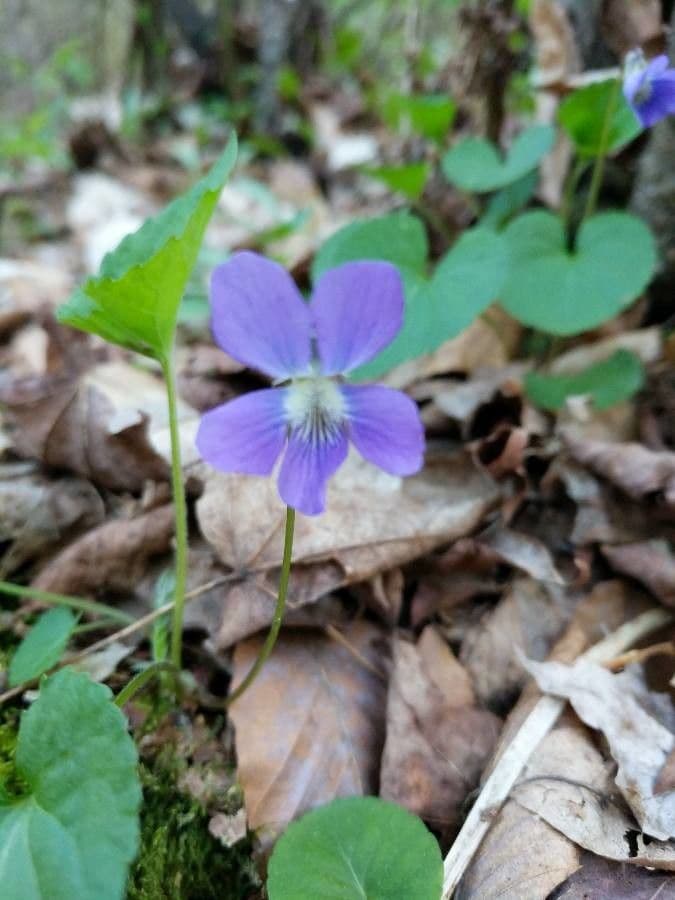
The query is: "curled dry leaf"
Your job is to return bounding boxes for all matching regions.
[32,504,175,597]
[549,327,662,375]
[0,467,103,574]
[432,364,528,431]
[601,0,663,58]
[478,524,565,584]
[602,541,675,607]
[460,577,576,709]
[380,627,501,833]
[198,451,499,580]
[2,361,198,492]
[563,433,675,508]
[229,621,387,835]
[382,313,520,390]
[526,657,675,840]
[554,851,675,900]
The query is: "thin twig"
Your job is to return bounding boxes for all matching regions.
[441,607,673,899]
[604,640,675,672]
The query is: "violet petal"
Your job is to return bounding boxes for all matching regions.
[196,388,288,475]
[342,384,424,475]
[210,252,312,379]
[277,430,348,515]
[311,261,404,375]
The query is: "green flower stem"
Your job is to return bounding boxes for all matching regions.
[226,506,296,706]
[114,661,177,707]
[0,580,133,625]
[161,353,190,670]
[583,78,621,222]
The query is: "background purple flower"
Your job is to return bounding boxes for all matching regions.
[196,252,425,516]
[623,50,675,128]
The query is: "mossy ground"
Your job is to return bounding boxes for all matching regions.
[127,751,261,900]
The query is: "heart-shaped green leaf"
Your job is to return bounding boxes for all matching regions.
[267,796,443,900]
[500,211,656,335]
[9,607,77,686]
[57,136,237,359]
[0,668,140,900]
[383,93,456,142]
[441,125,554,193]
[558,79,641,157]
[525,349,645,410]
[363,163,431,200]
[312,211,429,280]
[314,216,507,380]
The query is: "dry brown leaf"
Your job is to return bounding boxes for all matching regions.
[602,541,675,607]
[0,466,103,574]
[564,433,675,507]
[554,852,675,900]
[526,658,675,839]
[2,360,198,492]
[550,328,662,375]
[380,628,501,833]
[432,364,528,429]
[229,621,387,835]
[197,450,498,580]
[601,0,663,58]
[478,524,565,584]
[0,259,74,338]
[530,0,580,87]
[32,504,175,596]
[460,577,576,709]
[382,313,521,390]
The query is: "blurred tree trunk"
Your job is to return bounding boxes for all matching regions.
[631,8,675,296]
[132,0,169,91]
[256,0,325,134]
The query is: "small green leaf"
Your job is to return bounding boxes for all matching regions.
[558,79,641,157]
[9,607,77,686]
[57,136,237,359]
[363,162,431,200]
[441,125,554,193]
[0,668,141,900]
[481,170,538,229]
[500,211,656,334]
[267,796,443,900]
[312,212,429,280]
[525,349,645,411]
[383,93,456,142]
[353,227,508,380]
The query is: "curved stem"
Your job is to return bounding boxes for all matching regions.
[162,354,189,669]
[115,661,177,707]
[226,507,296,706]
[583,78,621,223]
[0,580,133,625]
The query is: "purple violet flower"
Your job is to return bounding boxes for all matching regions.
[623,49,675,128]
[196,252,425,516]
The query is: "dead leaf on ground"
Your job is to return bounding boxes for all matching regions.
[564,433,675,508]
[0,466,103,574]
[2,360,198,492]
[32,504,175,597]
[459,577,576,709]
[554,851,675,900]
[382,313,521,390]
[432,364,528,432]
[601,0,663,58]
[0,259,74,338]
[229,621,387,837]
[478,524,565,584]
[198,450,499,581]
[549,328,662,375]
[380,627,501,834]
[602,541,675,607]
[526,657,675,839]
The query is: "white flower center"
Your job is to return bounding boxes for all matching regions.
[284,376,346,445]
[624,48,652,104]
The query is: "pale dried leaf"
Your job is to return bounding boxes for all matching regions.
[550,328,662,375]
[601,0,663,58]
[380,629,501,831]
[229,621,387,835]
[602,541,675,607]
[564,433,675,507]
[527,658,675,839]
[197,451,498,580]
[208,810,247,848]
[478,525,565,584]
[554,852,675,900]
[460,577,576,708]
[32,504,175,596]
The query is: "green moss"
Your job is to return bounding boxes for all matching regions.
[127,760,260,900]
